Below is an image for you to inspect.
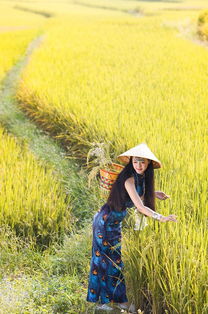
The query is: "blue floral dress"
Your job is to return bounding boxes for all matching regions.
[87,173,145,304]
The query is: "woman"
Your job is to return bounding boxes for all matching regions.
[86,143,177,312]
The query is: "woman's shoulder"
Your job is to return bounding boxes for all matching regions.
[124,176,135,187]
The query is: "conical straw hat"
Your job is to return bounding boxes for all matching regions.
[117,143,162,169]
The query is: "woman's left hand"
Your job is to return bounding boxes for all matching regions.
[155,191,170,200]
[160,214,177,222]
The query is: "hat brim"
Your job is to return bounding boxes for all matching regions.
[117,155,161,169]
[117,143,162,169]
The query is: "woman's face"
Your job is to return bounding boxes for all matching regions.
[132,156,149,175]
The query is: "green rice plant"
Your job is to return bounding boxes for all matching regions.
[0,127,72,245]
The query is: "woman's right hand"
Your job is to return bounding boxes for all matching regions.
[160,215,177,222]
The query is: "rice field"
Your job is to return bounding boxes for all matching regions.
[0,28,38,85]
[0,3,46,86]
[0,0,208,312]
[0,126,72,244]
[0,2,71,244]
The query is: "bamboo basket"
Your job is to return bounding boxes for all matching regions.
[99,163,124,195]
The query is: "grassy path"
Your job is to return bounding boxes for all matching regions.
[0,35,68,172]
[0,35,99,227]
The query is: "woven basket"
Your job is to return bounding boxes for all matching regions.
[99,163,124,194]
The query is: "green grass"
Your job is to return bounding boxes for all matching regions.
[0,225,94,313]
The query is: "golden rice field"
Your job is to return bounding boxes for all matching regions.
[0,29,37,85]
[0,0,207,312]
[0,3,68,244]
[0,3,46,85]
[0,126,71,244]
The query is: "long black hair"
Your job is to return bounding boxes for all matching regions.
[107,157,155,212]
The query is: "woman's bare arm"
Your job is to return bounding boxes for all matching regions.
[124,177,158,217]
[124,177,177,222]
